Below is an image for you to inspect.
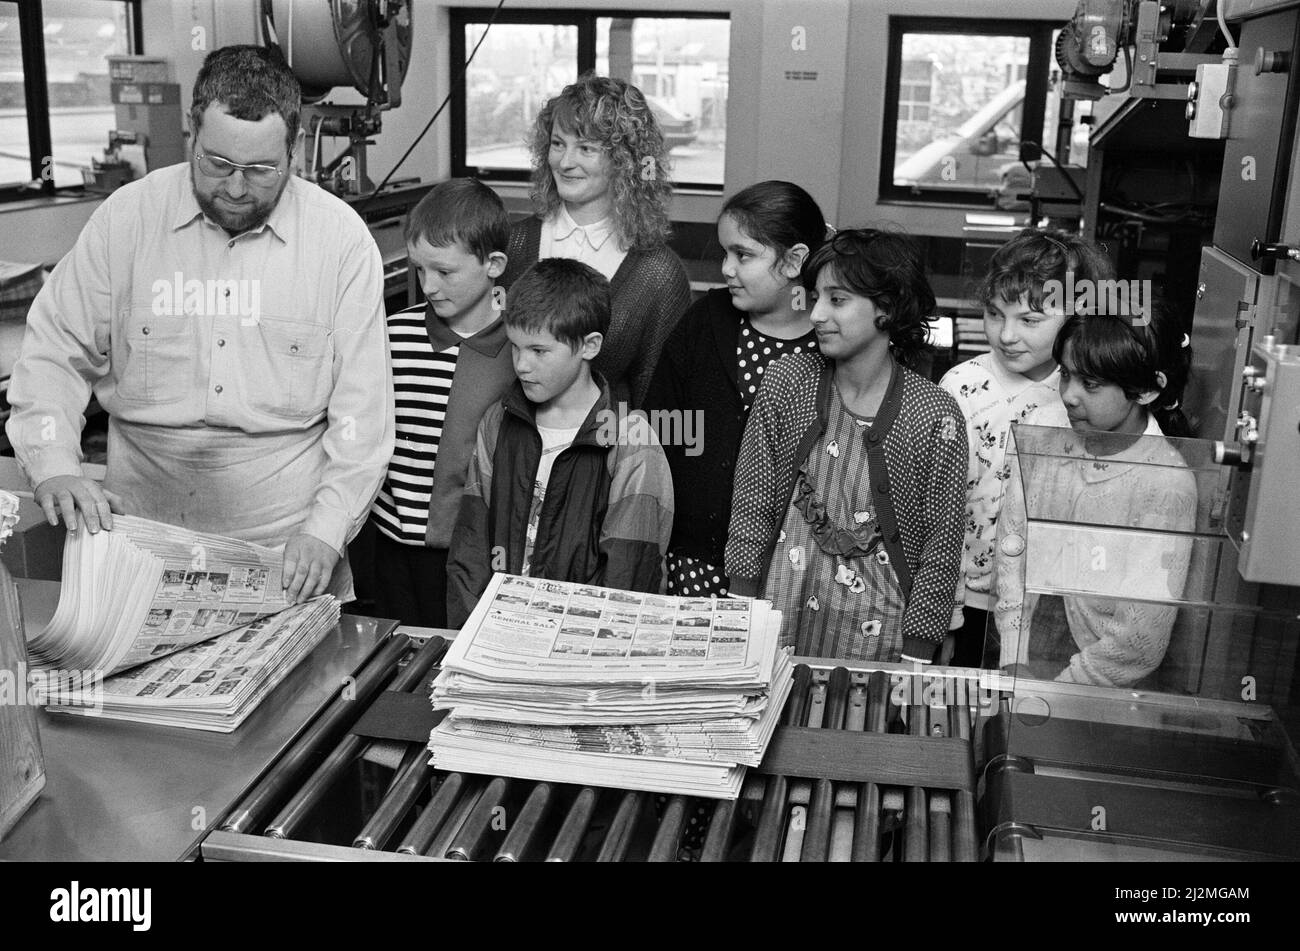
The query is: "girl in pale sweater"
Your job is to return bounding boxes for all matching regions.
[994,305,1198,687]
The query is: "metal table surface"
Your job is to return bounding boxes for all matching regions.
[0,578,397,861]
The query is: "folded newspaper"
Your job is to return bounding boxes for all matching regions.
[47,596,340,732]
[27,515,339,732]
[427,573,792,799]
[29,515,297,674]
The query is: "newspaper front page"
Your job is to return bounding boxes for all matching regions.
[443,573,776,685]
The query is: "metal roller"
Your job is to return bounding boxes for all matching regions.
[904,680,929,863]
[495,783,554,862]
[595,791,645,862]
[699,799,738,862]
[801,666,851,861]
[851,671,890,862]
[352,744,430,850]
[446,776,512,861]
[546,787,599,862]
[424,778,486,858]
[394,772,463,855]
[219,633,412,835]
[749,663,815,862]
[647,796,690,862]
[950,699,980,862]
[262,635,448,839]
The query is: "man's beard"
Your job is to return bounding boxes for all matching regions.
[192,174,289,236]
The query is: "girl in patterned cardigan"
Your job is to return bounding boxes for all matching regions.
[994,308,1198,687]
[725,229,967,664]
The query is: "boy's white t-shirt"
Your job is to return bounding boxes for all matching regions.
[520,423,582,576]
[939,352,1062,611]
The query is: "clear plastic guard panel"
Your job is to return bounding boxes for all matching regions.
[985,425,1300,861]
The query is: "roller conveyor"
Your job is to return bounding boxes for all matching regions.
[201,635,998,862]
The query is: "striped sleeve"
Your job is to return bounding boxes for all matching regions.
[371,309,459,544]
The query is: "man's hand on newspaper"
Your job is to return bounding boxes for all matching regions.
[282,533,339,603]
[34,474,126,534]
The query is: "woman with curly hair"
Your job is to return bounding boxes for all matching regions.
[501,73,692,408]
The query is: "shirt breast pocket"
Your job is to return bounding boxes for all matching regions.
[248,316,333,418]
[118,309,198,404]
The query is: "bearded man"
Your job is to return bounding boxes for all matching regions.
[6,45,394,602]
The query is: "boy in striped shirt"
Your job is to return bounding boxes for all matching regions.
[370,179,515,626]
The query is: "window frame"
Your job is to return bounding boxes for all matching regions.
[449,7,728,192]
[1,0,144,203]
[878,16,1054,208]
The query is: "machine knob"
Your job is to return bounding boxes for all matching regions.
[1251,239,1300,262]
[1242,365,1268,391]
[1214,441,1243,466]
[1255,48,1292,75]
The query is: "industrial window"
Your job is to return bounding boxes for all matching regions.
[880,17,1054,207]
[0,0,143,200]
[450,9,729,190]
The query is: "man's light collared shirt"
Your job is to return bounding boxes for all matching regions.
[6,162,394,553]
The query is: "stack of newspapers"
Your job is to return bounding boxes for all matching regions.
[28,515,339,732]
[427,574,792,799]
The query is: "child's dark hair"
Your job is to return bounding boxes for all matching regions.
[721,180,828,266]
[979,228,1115,312]
[404,178,509,263]
[506,258,611,350]
[803,227,936,369]
[1052,301,1192,437]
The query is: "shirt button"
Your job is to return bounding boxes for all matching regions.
[142,326,151,335]
[290,344,299,354]
[214,385,223,394]
[224,288,231,297]
[1000,533,1025,557]
[877,481,890,494]
[867,432,880,444]
[217,339,226,347]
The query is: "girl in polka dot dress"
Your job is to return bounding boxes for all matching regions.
[725,229,967,665]
[645,181,829,598]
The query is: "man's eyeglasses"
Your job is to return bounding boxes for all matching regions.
[194,150,283,187]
